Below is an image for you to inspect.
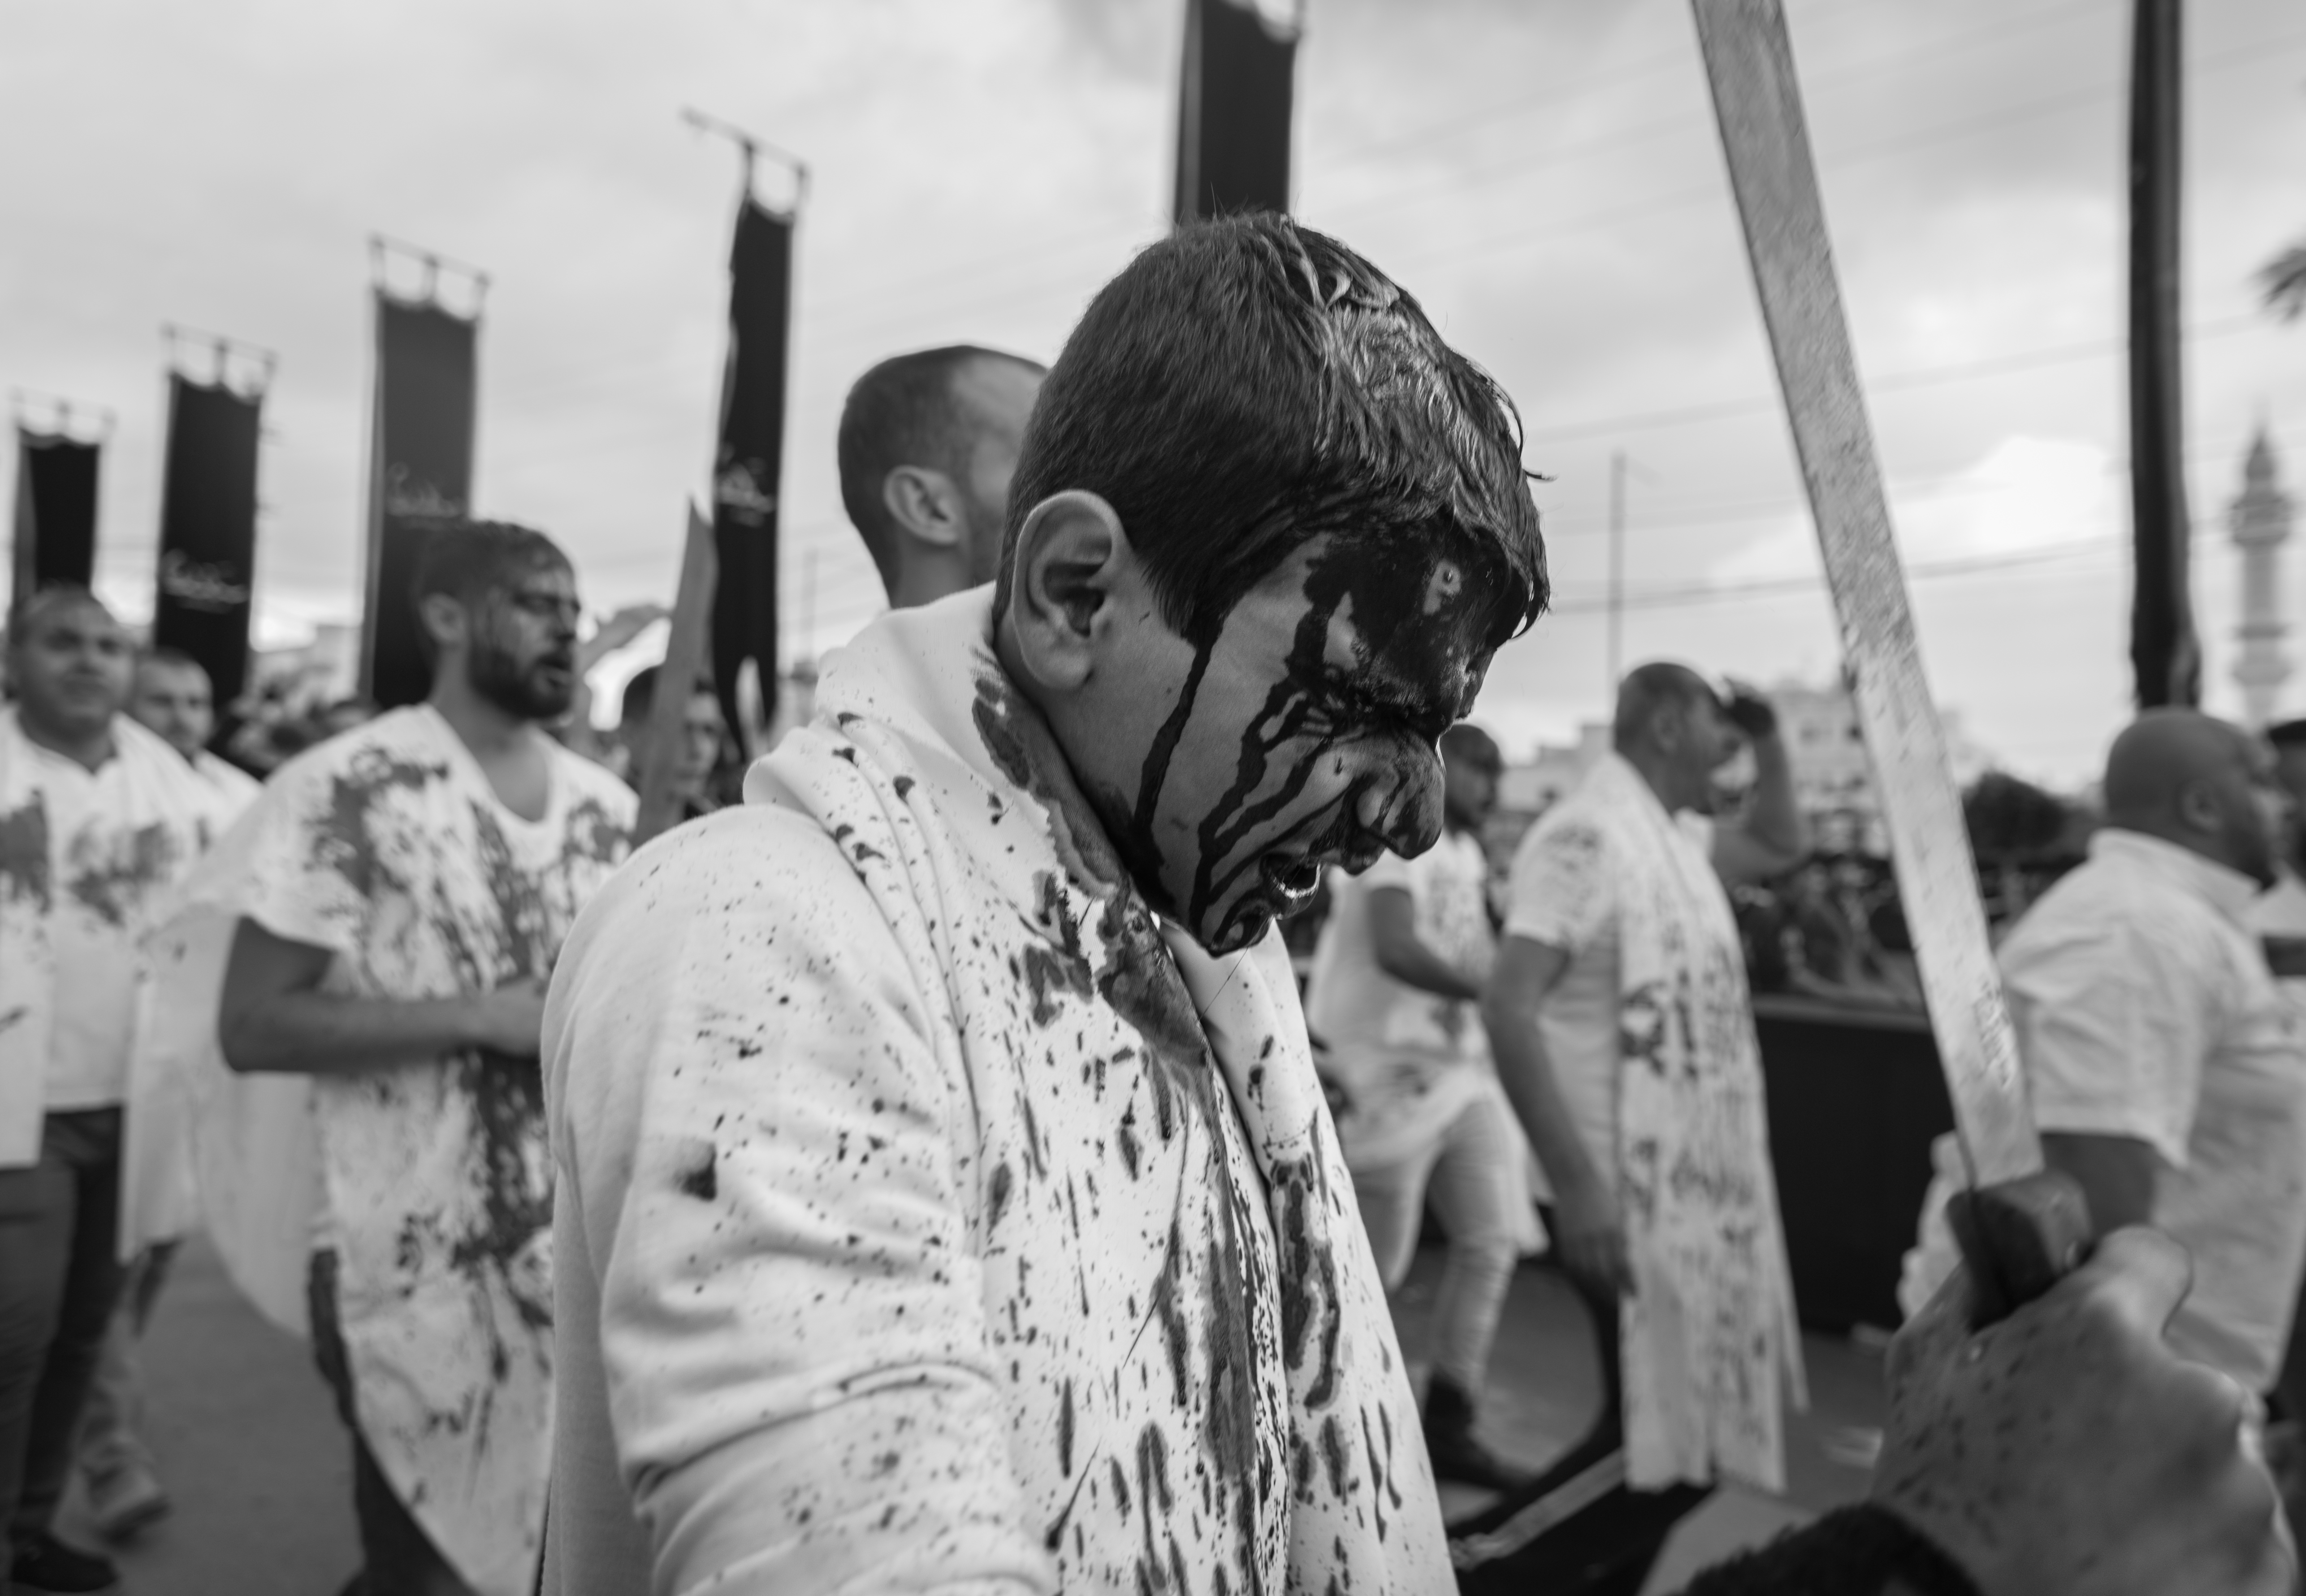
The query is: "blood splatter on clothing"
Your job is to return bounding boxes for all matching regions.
[169,705,633,1596]
[541,590,1446,1594]
[0,709,226,1163]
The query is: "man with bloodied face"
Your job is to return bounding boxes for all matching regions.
[536,219,2298,1596]
[153,520,636,1596]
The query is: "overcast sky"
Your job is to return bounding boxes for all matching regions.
[4,0,2302,783]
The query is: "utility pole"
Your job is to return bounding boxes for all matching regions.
[2127,0,2197,707]
[1606,448,1628,690]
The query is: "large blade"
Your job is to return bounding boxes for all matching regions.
[1690,0,2037,1189]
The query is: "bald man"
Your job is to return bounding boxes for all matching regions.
[837,344,1045,609]
[1903,709,2306,1396]
[1479,663,1809,1581]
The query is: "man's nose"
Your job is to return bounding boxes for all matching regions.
[1357,748,1445,859]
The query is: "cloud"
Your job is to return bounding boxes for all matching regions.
[3,0,2302,789]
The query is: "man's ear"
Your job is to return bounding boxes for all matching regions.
[882,465,965,552]
[1002,490,1131,694]
[417,592,468,658]
[2176,776,2223,836]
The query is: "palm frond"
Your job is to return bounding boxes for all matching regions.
[2262,242,2306,321]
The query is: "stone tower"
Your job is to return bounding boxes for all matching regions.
[2231,426,2294,729]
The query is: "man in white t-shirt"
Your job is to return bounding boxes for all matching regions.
[1481,664,1808,1583]
[173,522,637,1596]
[59,647,266,1546]
[1904,710,2306,1397]
[0,589,228,1596]
[1305,722,1540,1490]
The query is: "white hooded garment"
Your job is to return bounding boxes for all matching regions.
[542,588,1449,1595]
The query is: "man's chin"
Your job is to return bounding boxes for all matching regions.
[1193,893,1277,957]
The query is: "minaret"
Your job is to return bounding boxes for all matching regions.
[2231,426,2294,728]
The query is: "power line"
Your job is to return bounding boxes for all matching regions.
[1313,0,2111,227]
[1520,312,2262,448]
[1548,536,2117,613]
[1367,27,2306,279]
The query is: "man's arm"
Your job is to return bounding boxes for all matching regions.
[1999,928,2207,1241]
[2040,1132,2159,1235]
[217,917,544,1077]
[551,810,1051,1593]
[1367,886,1480,1002]
[1711,690,1808,887]
[1484,934,1630,1295]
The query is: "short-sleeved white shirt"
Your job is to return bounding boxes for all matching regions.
[1304,830,1499,1168]
[1305,829,1493,1066]
[1500,804,1718,1176]
[38,747,146,1111]
[1902,829,2306,1390]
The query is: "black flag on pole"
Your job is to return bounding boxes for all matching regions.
[2126,0,2197,708]
[709,195,795,749]
[1174,0,1300,226]
[153,373,264,709]
[362,279,480,710]
[11,426,101,620]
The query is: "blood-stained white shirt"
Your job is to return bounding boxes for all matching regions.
[163,704,634,1596]
[1903,829,2306,1391]
[0,709,225,1157]
[1306,831,1499,1169]
[541,589,1445,1596]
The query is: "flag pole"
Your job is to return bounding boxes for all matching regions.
[679,107,809,208]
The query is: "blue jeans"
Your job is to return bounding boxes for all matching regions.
[0,1109,128,1550]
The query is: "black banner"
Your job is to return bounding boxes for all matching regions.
[152,376,262,709]
[362,293,478,709]
[11,428,100,619]
[1174,0,1298,225]
[709,197,794,745]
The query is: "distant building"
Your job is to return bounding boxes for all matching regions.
[2230,425,2293,730]
[1767,678,1989,855]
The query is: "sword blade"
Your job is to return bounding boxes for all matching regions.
[1690,0,2038,1190]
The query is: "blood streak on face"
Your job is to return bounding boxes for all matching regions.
[1111,532,1505,955]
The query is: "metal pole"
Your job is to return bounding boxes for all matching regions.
[1606,448,1627,690]
[2127,0,2194,707]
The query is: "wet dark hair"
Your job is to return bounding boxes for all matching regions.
[997,214,1547,648]
[409,519,569,665]
[838,345,1047,595]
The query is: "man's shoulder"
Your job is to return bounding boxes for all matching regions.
[1514,793,1616,873]
[551,807,905,1079]
[570,806,878,955]
[2004,853,2231,982]
[270,705,446,785]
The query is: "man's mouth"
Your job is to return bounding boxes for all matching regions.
[1258,852,1323,909]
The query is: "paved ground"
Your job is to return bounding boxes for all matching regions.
[63,1236,1884,1593]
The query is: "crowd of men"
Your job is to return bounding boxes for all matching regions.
[0,214,2297,1596]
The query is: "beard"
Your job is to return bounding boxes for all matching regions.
[468,641,576,721]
